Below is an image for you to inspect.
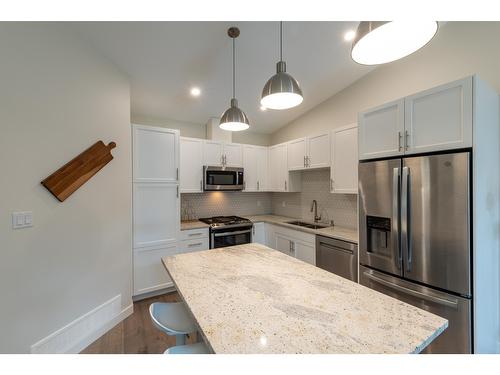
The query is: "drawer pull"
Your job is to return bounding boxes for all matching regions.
[188,242,203,247]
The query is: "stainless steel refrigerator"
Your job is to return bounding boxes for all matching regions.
[358,151,472,353]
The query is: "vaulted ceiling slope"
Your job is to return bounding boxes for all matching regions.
[72,21,375,134]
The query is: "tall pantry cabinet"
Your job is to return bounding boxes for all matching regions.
[132,124,180,297]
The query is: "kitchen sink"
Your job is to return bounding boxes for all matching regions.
[286,221,328,230]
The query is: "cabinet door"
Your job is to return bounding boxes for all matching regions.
[133,125,179,182]
[307,133,330,169]
[358,99,405,160]
[405,77,473,154]
[242,145,258,191]
[203,141,224,166]
[287,138,307,170]
[180,137,204,193]
[295,240,316,265]
[133,183,179,248]
[269,144,287,192]
[256,147,269,191]
[133,244,177,295]
[331,124,358,194]
[275,233,294,256]
[252,222,266,245]
[223,143,243,167]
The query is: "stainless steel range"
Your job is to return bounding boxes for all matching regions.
[199,216,253,249]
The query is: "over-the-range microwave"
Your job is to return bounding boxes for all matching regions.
[203,166,244,191]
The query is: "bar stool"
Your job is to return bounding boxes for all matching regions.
[149,302,198,346]
[164,342,210,354]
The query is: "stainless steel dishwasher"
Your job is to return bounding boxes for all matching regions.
[316,236,358,282]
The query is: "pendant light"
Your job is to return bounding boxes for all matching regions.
[261,21,303,110]
[220,27,249,132]
[351,21,438,65]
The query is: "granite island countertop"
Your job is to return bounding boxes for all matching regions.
[162,243,447,354]
[181,214,358,243]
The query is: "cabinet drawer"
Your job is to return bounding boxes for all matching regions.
[180,227,209,241]
[179,238,209,253]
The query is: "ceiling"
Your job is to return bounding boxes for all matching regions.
[72,22,375,134]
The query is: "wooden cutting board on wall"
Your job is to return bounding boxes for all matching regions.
[41,140,116,202]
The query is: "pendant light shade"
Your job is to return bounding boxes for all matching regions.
[261,22,303,110]
[220,98,250,131]
[220,27,249,132]
[351,21,438,65]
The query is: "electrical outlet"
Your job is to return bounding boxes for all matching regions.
[12,211,33,229]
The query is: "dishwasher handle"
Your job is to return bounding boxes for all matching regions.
[318,241,354,255]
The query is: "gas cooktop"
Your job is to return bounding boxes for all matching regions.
[199,216,252,228]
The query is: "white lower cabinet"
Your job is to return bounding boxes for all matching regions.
[265,224,316,265]
[252,222,266,245]
[133,244,177,295]
[179,228,209,253]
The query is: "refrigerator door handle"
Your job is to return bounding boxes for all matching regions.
[392,167,401,269]
[401,166,412,272]
[363,270,459,309]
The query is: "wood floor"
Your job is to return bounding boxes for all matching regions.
[81,292,196,354]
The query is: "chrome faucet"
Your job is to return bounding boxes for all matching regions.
[311,200,321,223]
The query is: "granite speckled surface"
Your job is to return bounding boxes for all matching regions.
[180,220,210,231]
[181,214,358,243]
[247,214,358,243]
[162,243,447,354]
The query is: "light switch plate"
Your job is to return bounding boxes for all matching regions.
[12,211,33,229]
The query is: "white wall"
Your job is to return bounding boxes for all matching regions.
[0,23,132,353]
[272,22,500,144]
[132,115,271,146]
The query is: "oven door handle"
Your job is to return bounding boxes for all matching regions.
[213,229,252,237]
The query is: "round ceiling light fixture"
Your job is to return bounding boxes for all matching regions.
[261,21,303,110]
[351,21,438,65]
[220,27,250,132]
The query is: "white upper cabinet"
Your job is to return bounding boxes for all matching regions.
[243,145,268,192]
[287,138,307,170]
[404,76,473,154]
[269,143,287,192]
[287,133,331,170]
[223,142,243,167]
[307,133,331,169]
[331,124,358,194]
[358,99,405,160]
[359,76,475,160]
[203,140,224,166]
[202,141,242,167]
[133,125,179,182]
[180,137,204,193]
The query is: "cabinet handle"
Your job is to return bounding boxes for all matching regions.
[188,242,203,247]
[176,185,179,198]
[188,232,202,237]
[307,156,310,167]
[221,154,224,165]
[330,179,334,191]
[398,131,403,151]
[303,155,306,168]
[176,168,179,180]
[284,180,287,191]
[405,130,410,151]
[200,180,203,191]
[244,181,246,190]
[257,181,260,190]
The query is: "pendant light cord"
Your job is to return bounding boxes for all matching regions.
[232,37,236,99]
[280,21,283,61]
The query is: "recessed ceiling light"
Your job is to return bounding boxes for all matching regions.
[260,105,267,111]
[344,30,356,41]
[190,87,201,97]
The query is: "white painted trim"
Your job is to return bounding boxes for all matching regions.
[30,295,133,354]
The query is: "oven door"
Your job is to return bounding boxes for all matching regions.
[211,226,252,249]
[204,166,244,191]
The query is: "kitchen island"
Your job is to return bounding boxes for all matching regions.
[162,243,447,354]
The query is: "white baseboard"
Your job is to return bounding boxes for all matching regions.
[31,294,133,354]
